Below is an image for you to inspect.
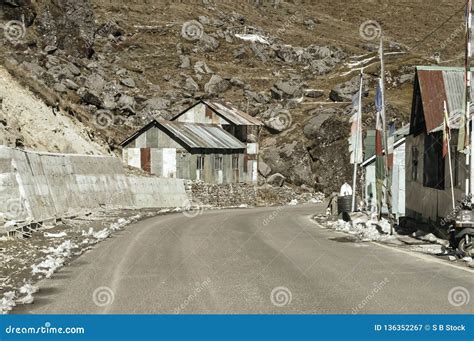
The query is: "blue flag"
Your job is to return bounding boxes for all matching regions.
[375,79,382,113]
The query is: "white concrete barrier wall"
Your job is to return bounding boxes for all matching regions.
[0,146,189,223]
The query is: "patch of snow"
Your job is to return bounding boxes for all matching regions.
[43,232,67,238]
[410,244,445,255]
[234,33,270,44]
[19,283,39,295]
[462,256,473,262]
[31,255,65,278]
[288,199,298,206]
[93,228,110,240]
[325,216,396,242]
[17,294,34,305]
[0,291,16,314]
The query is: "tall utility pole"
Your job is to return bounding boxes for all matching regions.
[467,0,474,203]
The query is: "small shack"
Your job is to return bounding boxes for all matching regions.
[171,100,263,183]
[405,66,471,223]
[362,125,409,219]
[120,119,256,184]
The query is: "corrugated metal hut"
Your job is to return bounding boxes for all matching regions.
[120,120,256,184]
[362,125,409,219]
[171,100,263,183]
[406,66,472,223]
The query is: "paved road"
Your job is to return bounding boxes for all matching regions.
[15,204,474,314]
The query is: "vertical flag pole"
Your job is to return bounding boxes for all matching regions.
[445,101,456,210]
[351,69,364,212]
[379,35,394,234]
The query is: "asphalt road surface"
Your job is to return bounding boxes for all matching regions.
[15,204,474,314]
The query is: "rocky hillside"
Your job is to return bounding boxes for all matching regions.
[0,0,468,193]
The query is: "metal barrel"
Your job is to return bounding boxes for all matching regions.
[337,195,353,214]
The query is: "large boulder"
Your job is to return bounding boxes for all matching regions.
[271,80,303,100]
[303,108,338,138]
[329,76,368,102]
[261,141,316,186]
[258,158,272,177]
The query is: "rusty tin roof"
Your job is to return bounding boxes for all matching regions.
[416,66,474,132]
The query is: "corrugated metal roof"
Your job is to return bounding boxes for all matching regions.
[395,124,410,138]
[416,66,474,133]
[156,120,246,150]
[204,101,264,126]
[417,69,447,132]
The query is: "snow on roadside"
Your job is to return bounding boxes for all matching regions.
[0,213,144,314]
[326,215,395,242]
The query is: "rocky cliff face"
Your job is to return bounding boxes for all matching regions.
[0,0,466,193]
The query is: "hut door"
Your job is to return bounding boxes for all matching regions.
[140,148,151,173]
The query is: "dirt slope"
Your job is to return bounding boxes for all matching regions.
[0,0,468,192]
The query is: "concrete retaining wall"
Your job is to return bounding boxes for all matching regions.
[0,146,188,226]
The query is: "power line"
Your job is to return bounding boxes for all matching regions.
[408,2,466,52]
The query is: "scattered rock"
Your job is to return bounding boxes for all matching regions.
[330,76,368,102]
[233,47,248,59]
[204,75,230,95]
[304,89,324,98]
[198,33,219,52]
[64,79,79,90]
[53,83,67,93]
[44,45,58,54]
[194,60,213,74]
[117,94,136,113]
[120,78,136,88]
[271,80,303,99]
[21,62,46,77]
[258,158,272,177]
[85,74,106,93]
[79,89,102,107]
[65,63,81,76]
[184,77,200,92]
[179,55,191,69]
[266,173,286,187]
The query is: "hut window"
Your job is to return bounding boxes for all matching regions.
[423,132,445,190]
[197,156,205,170]
[232,155,239,170]
[411,146,419,181]
[215,155,223,170]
